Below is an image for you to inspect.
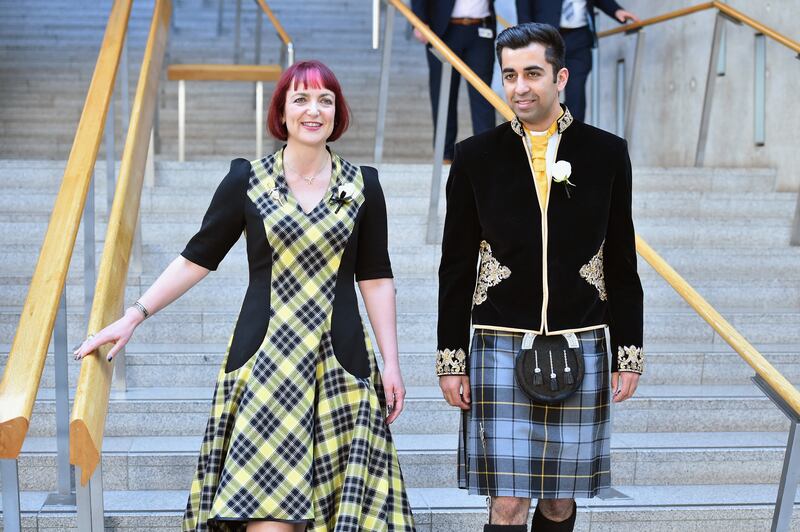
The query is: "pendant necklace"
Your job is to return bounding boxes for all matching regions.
[285,154,330,185]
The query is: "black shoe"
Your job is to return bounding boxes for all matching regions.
[531,501,576,531]
[484,525,527,532]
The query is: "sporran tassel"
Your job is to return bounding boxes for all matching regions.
[563,349,574,385]
[548,350,559,391]
[533,350,543,386]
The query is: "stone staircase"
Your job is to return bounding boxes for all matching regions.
[3,0,800,531]
[2,159,800,530]
[0,0,474,163]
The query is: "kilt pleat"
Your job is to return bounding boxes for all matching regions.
[458,328,612,499]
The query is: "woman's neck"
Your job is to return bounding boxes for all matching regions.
[283,141,328,176]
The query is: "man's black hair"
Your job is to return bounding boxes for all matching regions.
[495,23,566,81]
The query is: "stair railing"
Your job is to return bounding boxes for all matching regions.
[373,2,800,530]
[0,1,134,531]
[169,0,291,161]
[67,1,173,530]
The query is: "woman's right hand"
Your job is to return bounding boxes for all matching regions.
[73,307,144,362]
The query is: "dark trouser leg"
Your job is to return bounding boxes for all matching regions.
[562,27,593,122]
[461,25,496,135]
[531,500,577,531]
[484,526,527,532]
[426,37,462,160]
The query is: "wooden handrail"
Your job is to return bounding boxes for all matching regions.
[0,0,133,460]
[636,236,800,416]
[391,0,800,417]
[597,2,715,38]
[598,1,800,55]
[714,2,800,54]
[167,63,282,82]
[255,0,291,47]
[69,0,172,485]
[386,0,513,121]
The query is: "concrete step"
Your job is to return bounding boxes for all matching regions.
[24,385,789,438]
[4,308,800,351]
[5,341,795,390]
[3,485,800,531]
[5,431,790,492]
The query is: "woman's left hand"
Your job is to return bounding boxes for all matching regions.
[381,364,406,424]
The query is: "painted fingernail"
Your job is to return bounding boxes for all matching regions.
[107,355,112,362]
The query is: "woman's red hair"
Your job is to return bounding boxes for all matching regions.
[267,60,350,142]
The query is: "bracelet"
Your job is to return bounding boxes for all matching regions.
[132,301,150,319]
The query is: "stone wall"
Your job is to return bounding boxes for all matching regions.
[592,0,799,190]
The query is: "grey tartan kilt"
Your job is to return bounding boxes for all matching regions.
[457,328,612,499]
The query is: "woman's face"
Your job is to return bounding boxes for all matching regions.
[283,83,336,146]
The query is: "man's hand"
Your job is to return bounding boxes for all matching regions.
[614,9,640,24]
[413,28,429,45]
[611,371,640,402]
[439,375,471,410]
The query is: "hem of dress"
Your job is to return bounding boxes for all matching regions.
[210,516,312,524]
[458,484,610,500]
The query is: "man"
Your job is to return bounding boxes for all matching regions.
[436,23,643,531]
[411,0,497,163]
[515,0,639,121]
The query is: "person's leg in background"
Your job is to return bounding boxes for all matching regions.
[462,22,496,135]
[426,31,463,161]
[561,27,593,122]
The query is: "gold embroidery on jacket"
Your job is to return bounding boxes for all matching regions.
[617,345,644,373]
[436,348,467,375]
[473,240,511,306]
[579,241,607,301]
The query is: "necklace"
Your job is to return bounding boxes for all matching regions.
[284,154,330,185]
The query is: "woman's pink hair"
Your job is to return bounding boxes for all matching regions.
[267,60,350,142]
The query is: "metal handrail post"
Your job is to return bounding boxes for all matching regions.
[48,289,75,502]
[790,190,800,246]
[256,81,264,158]
[590,46,599,127]
[286,41,294,68]
[76,466,105,531]
[372,0,380,49]
[105,98,115,218]
[717,23,727,75]
[695,13,725,166]
[178,79,186,161]
[217,0,224,37]
[752,374,800,531]
[426,58,453,245]
[754,32,766,146]
[374,3,394,164]
[615,59,625,138]
[624,30,644,144]
[255,7,263,65]
[84,174,96,321]
[234,0,242,64]
[1,459,21,532]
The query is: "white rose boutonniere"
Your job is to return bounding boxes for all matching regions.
[330,182,356,213]
[551,160,575,198]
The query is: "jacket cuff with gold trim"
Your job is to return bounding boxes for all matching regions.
[617,345,644,374]
[436,348,467,376]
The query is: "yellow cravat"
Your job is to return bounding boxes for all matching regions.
[527,118,559,210]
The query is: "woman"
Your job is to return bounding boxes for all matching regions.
[74,60,415,531]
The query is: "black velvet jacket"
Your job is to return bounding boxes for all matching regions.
[436,108,644,375]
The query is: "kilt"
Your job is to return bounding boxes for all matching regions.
[457,328,611,499]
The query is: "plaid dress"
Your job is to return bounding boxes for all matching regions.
[183,152,414,531]
[458,328,611,499]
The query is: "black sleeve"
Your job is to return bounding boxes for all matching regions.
[355,166,393,281]
[180,158,249,271]
[515,0,532,23]
[603,140,644,373]
[437,143,482,364]
[411,0,429,24]
[595,0,624,21]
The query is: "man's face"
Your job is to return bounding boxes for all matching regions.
[500,43,568,129]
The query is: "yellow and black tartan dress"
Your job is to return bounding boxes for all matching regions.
[181,151,415,531]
